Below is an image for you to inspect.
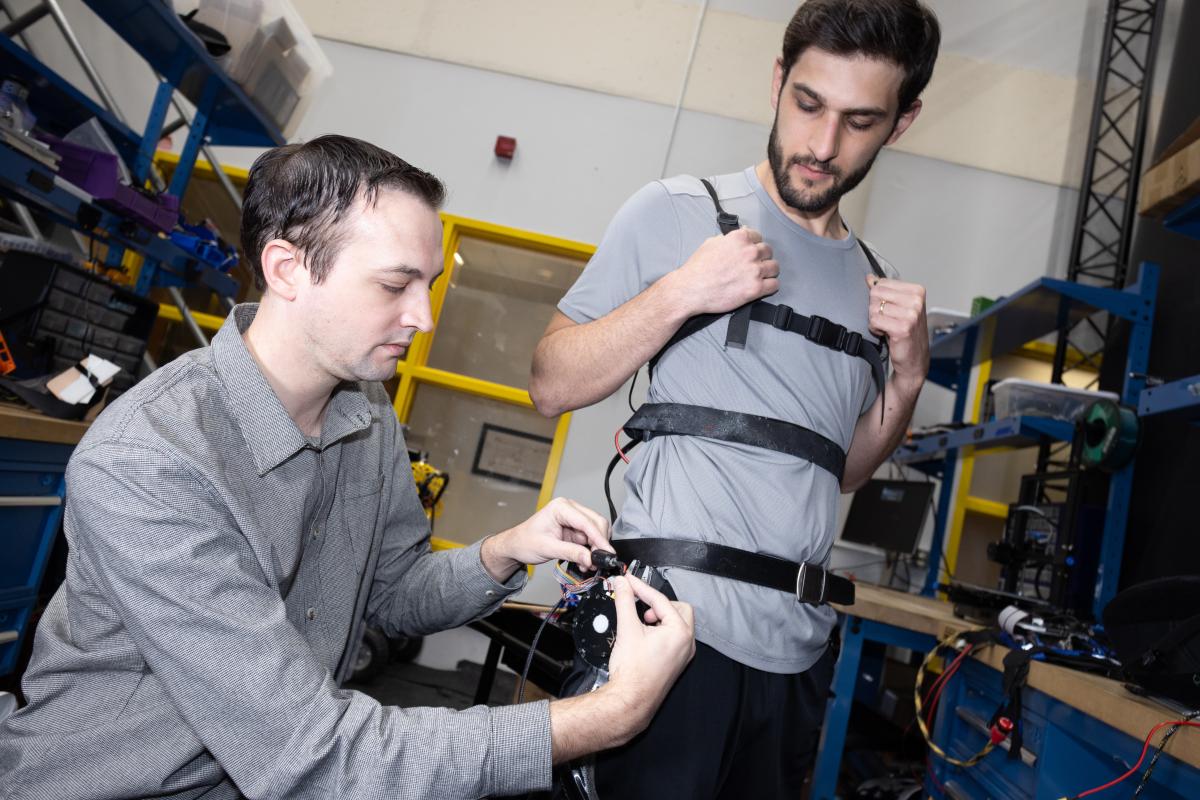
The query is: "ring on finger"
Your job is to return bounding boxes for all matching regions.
[879,299,888,315]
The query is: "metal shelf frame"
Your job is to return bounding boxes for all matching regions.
[906,264,1159,616]
[1,0,285,298]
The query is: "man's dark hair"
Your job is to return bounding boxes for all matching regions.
[241,134,446,290]
[781,0,940,115]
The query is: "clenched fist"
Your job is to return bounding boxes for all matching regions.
[866,274,929,393]
[669,227,780,316]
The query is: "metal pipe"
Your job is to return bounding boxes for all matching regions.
[167,95,244,210]
[0,496,62,507]
[11,202,43,241]
[167,287,210,347]
[161,117,187,139]
[0,0,38,51]
[43,0,127,124]
[0,2,48,37]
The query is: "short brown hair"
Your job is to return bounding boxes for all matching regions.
[781,0,940,115]
[241,135,446,290]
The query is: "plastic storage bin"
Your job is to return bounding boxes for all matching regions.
[991,378,1119,422]
[191,0,331,137]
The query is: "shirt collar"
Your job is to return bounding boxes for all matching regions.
[212,304,375,475]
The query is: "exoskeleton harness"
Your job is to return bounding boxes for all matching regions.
[601,178,891,609]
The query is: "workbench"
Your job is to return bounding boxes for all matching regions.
[812,584,1200,799]
[0,402,87,675]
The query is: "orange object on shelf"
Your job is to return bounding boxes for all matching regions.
[0,329,15,375]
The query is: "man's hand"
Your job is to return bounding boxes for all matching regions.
[480,497,610,582]
[866,274,929,394]
[549,574,695,761]
[604,574,695,728]
[666,227,779,316]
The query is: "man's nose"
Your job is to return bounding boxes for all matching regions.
[809,115,841,164]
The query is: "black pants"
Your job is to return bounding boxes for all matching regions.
[594,640,837,800]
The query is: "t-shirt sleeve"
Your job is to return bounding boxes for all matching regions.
[558,180,683,323]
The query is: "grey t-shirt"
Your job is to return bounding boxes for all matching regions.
[559,167,898,674]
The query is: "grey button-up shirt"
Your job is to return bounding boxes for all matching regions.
[0,305,552,799]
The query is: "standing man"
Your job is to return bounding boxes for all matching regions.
[0,135,694,800]
[531,1,939,797]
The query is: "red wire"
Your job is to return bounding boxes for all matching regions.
[1070,720,1200,799]
[614,429,630,464]
[926,752,947,797]
[925,644,973,728]
[905,643,971,739]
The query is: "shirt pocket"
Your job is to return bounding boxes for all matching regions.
[333,472,384,572]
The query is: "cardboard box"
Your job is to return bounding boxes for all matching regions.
[1139,116,1200,218]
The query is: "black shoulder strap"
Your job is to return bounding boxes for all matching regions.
[858,238,887,279]
[700,178,740,235]
[647,178,742,374]
[699,178,754,349]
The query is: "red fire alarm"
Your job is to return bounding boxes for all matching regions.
[494,135,517,160]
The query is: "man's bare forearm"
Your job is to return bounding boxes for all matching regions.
[548,686,638,763]
[841,374,923,492]
[530,272,691,417]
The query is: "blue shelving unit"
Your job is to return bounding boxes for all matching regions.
[1163,192,1200,241]
[899,266,1159,616]
[0,0,285,297]
[1136,197,1200,423]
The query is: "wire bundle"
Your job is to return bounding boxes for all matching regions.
[554,560,602,605]
[915,632,999,768]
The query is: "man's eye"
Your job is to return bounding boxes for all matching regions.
[798,102,819,113]
[381,284,407,294]
[848,119,874,131]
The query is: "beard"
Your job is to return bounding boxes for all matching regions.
[767,118,879,215]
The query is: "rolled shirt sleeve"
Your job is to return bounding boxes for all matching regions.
[66,441,551,799]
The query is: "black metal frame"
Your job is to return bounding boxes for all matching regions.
[1041,0,1164,470]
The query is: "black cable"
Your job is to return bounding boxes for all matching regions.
[517,597,566,704]
[1132,708,1200,798]
[627,368,639,413]
[1033,562,1050,600]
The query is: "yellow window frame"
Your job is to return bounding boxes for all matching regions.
[392,213,594,521]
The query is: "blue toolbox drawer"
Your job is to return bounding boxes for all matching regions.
[0,436,73,676]
[930,658,1200,800]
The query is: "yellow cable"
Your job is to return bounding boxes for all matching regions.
[914,630,999,768]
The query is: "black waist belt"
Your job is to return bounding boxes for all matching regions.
[624,402,846,480]
[614,537,855,606]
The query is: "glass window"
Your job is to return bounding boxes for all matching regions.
[426,236,584,388]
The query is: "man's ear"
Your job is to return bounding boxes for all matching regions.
[771,58,786,113]
[259,239,306,301]
[886,99,922,146]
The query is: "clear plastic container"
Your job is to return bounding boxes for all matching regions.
[991,378,1119,422]
[192,0,269,82]
[236,1,332,137]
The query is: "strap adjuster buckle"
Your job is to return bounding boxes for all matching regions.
[843,330,862,356]
[806,315,844,349]
[772,304,794,330]
[795,562,827,605]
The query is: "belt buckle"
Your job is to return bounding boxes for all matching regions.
[795,562,827,605]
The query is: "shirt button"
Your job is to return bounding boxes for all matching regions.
[485,590,497,597]
[306,608,317,621]
[311,525,320,540]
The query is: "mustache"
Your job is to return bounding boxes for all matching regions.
[791,155,841,178]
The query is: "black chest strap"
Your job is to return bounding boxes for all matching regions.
[651,179,889,422]
[604,402,846,522]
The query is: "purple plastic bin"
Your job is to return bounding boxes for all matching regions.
[39,133,180,233]
[40,134,121,199]
[112,186,179,233]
